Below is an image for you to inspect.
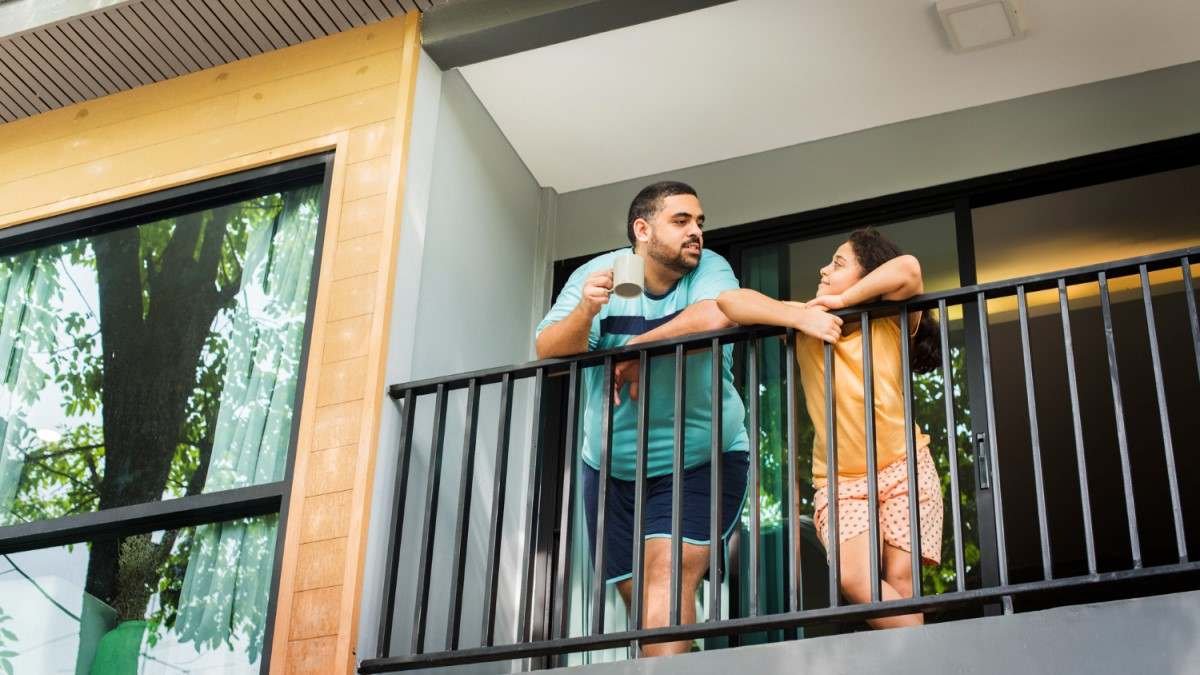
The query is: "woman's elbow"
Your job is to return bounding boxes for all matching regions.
[900,254,921,276]
[902,255,924,290]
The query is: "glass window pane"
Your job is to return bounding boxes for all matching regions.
[972,165,1200,283]
[0,182,323,525]
[0,515,279,674]
[768,213,960,301]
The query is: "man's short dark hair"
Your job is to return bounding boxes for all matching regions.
[626,181,698,245]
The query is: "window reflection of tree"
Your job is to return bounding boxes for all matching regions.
[0,184,318,670]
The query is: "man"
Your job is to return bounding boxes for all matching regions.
[536,181,749,655]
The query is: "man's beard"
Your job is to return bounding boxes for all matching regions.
[646,233,700,275]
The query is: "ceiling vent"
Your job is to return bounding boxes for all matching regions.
[937,0,1027,53]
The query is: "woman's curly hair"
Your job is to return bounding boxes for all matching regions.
[847,228,941,374]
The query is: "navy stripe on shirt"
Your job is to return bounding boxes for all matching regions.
[600,310,683,336]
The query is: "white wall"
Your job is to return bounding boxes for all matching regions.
[552,59,1200,261]
[358,53,547,671]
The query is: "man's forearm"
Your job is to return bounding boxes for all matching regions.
[629,300,732,346]
[536,305,596,358]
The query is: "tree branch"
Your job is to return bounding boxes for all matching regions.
[21,443,103,462]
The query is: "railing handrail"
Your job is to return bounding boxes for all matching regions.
[388,243,1200,397]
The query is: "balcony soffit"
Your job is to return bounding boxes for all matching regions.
[0,0,443,125]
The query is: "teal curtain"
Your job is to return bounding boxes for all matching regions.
[0,251,58,522]
[736,244,795,640]
[174,186,320,659]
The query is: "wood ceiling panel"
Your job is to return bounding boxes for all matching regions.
[0,0,436,124]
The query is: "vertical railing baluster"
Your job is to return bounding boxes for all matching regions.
[1017,286,1053,580]
[518,369,548,643]
[785,329,802,613]
[590,356,615,635]
[670,345,686,626]
[824,342,840,608]
[446,380,481,650]
[747,336,761,616]
[631,351,650,643]
[412,383,449,654]
[481,374,514,646]
[1139,264,1186,563]
[1185,256,1200,556]
[976,292,1011,604]
[861,313,881,604]
[1058,280,1097,575]
[552,364,580,645]
[1098,272,1141,568]
[899,308,922,596]
[1184,257,1200,389]
[378,389,416,658]
[708,338,724,622]
[937,300,966,592]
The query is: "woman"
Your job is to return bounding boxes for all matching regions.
[717,228,943,628]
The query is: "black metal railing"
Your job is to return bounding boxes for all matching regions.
[360,245,1200,673]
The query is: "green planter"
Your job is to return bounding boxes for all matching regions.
[89,620,146,675]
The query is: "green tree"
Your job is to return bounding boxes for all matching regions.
[912,346,979,594]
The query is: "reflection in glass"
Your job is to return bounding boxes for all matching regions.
[0,183,321,526]
[0,515,278,674]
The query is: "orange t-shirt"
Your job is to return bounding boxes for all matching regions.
[796,316,929,482]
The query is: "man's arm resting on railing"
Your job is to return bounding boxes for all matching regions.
[632,299,733,346]
[613,300,733,403]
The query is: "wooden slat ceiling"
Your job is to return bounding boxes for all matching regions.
[0,0,440,124]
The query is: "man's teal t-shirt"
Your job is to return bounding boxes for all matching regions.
[536,248,749,481]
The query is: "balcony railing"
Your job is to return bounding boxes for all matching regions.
[360,245,1200,673]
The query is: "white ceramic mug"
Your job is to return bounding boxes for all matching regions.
[612,254,644,299]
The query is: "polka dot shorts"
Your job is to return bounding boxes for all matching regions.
[813,445,944,565]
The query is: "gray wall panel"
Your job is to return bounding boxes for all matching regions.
[552,60,1200,262]
[359,56,545,675]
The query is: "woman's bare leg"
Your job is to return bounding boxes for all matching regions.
[836,534,923,629]
[881,542,924,625]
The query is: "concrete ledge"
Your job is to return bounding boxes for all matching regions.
[547,590,1200,675]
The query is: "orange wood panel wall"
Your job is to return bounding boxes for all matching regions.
[0,13,422,675]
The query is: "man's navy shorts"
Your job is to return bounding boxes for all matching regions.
[581,451,750,584]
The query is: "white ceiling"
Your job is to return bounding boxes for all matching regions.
[459,0,1200,193]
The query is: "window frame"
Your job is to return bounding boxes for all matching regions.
[0,151,334,674]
